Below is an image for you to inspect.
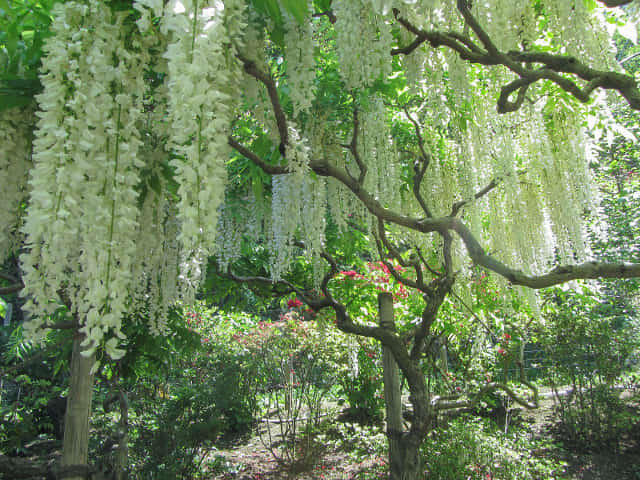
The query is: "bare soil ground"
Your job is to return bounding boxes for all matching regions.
[520,392,640,480]
[209,392,640,480]
[209,408,386,480]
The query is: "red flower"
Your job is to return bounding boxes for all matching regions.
[340,270,359,278]
[503,333,511,340]
[287,298,303,308]
[497,347,506,355]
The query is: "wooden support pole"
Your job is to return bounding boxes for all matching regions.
[378,292,403,479]
[61,329,95,480]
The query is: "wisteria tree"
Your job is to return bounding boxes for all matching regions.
[2,0,640,478]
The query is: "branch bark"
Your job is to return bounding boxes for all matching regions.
[230,43,640,295]
[0,272,23,295]
[391,5,640,112]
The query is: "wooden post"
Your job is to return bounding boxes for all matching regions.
[378,292,403,480]
[114,391,129,480]
[440,344,449,374]
[61,329,96,480]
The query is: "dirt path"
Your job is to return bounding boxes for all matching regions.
[208,391,640,480]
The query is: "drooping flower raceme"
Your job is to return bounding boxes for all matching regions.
[0,107,34,264]
[164,0,243,302]
[269,124,329,282]
[283,11,316,117]
[21,0,147,353]
[333,0,393,90]
[129,146,181,336]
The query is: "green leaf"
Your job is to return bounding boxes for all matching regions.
[270,23,285,46]
[281,0,308,24]
[314,0,331,12]
[582,0,598,11]
[251,176,264,201]
[250,0,283,24]
[6,22,19,56]
[0,94,33,111]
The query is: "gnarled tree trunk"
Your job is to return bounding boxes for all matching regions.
[379,292,434,480]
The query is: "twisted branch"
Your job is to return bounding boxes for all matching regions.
[434,363,539,411]
[392,4,640,112]
[231,54,640,290]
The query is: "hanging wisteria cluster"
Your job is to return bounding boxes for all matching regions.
[333,0,393,90]
[0,107,33,264]
[20,0,147,352]
[17,0,245,354]
[164,0,244,301]
[283,11,316,118]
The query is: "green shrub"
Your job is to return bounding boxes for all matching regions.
[422,416,568,480]
[336,345,384,423]
[539,285,640,449]
[554,385,638,450]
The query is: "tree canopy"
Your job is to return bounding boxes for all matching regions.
[1,0,639,350]
[3,1,640,478]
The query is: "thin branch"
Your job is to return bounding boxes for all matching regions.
[312,10,336,24]
[620,51,640,65]
[449,289,496,339]
[392,6,640,112]
[456,0,500,57]
[415,246,443,278]
[0,284,22,295]
[402,105,433,218]
[433,381,536,411]
[225,267,328,310]
[48,321,76,330]
[237,54,289,152]
[446,216,640,288]
[345,102,367,185]
[434,363,539,411]
[451,170,529,216]
[0,272,20,284]
[599,0,633,6]
[0,336,68,378]
[452,170,528,215]
[375,219,423,290]
[228,137,288,175]
[0,271,23,295]
[451,178,499,216]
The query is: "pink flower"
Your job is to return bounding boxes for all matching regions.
[497,347,506,355]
